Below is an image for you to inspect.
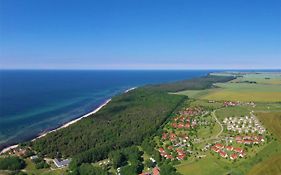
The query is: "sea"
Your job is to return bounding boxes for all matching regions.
[0,70,214,150]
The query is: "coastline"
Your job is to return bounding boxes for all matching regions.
[0,87,137,154]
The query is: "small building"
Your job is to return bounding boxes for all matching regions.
[30,155,38,160]
[219,151,228,158]
[230,153,238,160]
[53,158,70,168]
[153,167,160,175]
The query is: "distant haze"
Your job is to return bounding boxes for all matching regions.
[0,0,280,69]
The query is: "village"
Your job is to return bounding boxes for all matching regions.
[155,100,268,162]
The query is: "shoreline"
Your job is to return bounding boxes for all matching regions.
[0,87,137,154]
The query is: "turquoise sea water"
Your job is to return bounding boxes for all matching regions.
[0,70,212,149]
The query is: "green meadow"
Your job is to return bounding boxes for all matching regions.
[175,72,281,102]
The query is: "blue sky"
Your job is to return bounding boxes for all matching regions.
[0,0,280,69]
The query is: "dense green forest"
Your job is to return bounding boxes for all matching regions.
[30,75,234,172]
[0,156,26,171]
[31,88,186,159]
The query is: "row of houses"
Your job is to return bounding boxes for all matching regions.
[158,147,188,161]
[223,101,255,107]
[170,121,197,130]
[211,143,245,160]
[235,135,265,145]
[179,107,205,116]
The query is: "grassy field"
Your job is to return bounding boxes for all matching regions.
[247,153,281,175]
[215,106,251,121]
[24,159,67,175]
[176,72,281,102]
[256,112,281,141]
[176,140,281,175]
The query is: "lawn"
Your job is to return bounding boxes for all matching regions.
[256,112,281,141]
[247,153,281,175]
[176,154,230,175]
[23,159,67,175]
[215,106,251,121]
[176,140,281,175]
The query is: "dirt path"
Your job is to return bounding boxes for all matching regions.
[211,110,223,138]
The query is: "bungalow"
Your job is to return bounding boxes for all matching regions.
[153,167,160,175]
[166,155,174,160]
[176,149,185,155]
[226,146,233,151]
[162,133,168,140]
[30,155,38,160]
[239,151,246,158]
[219,151,228,158]
[177,154,186,160]
[211,146,220,153]
[214,143,224,149]
[158,148,165,153]
[53,158,70,168]
[171,123,177,128]
[230,153,238,160]
[233,148,243,154]
[178,123,184,129]
[185,123,191,129]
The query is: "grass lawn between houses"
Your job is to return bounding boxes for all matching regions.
[176,140,281,175]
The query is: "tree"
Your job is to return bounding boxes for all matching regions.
[0,157,26,170]
[145,159,155,168]
[109,151,127,169]
[78,163,107,175]
[159,163,181,175]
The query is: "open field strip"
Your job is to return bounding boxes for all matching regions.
[247,153,281,175]
[255,112,281,141]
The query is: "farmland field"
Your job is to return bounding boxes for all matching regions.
[247,154,281,175]
[256,112,281,141]
[175,72,281,102]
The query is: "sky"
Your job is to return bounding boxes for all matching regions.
[0,0,281,70]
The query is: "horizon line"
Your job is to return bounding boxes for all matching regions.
[1,68,281,71]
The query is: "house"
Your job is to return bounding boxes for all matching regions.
[211,146,220,153]
[219,151,228,158]
[158,148,165,153]
[226,146,233,151]
[162,133,168,140]
[214,143,224,149]
[233,148,243,154]
[53,158,70,168]
[30,155,38,160]
[185,123,191,129]
[230,153,238,160]
[153,167,160,175]
[177,154,186,160]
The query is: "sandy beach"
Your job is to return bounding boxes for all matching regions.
[0,87,137,154]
